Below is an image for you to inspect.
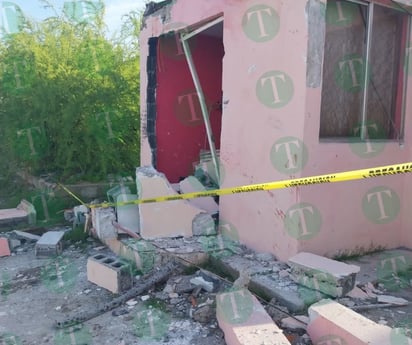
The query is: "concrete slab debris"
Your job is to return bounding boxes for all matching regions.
[288,252,360,297]
[346,286,370,299]
[136,166,204,238]
[0,237,11,257]
[179,176,219,213]
[0,200,36,229]
[307,299,412,345]
[190,276,215,293]
[13,230,41,242]
[87,253,133,294]
[212,254,316,312]
[216,288,291,345]
[35,231,65,258]
[377,295,409,306]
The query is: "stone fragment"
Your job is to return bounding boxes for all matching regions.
[288,252,360,297]
[136,167,203,238]
[192,213,216,236]
[377,295,409,306]
[179,176,219,213]
[281,315,309,330]
[91,207,117,242]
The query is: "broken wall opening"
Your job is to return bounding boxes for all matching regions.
[148,20,224,183]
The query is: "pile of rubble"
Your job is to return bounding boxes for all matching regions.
[2,163,412,344]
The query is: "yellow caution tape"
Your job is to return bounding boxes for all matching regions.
[59,162,412,209]
[57,183,88,207]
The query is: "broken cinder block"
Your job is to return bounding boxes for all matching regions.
[87,253,133,294]
[216,288,291,345]
[136,166,204,238]
[288,252,360,297]
[91,207,117,242]
[307,299,412,345]
[35,231,65,258]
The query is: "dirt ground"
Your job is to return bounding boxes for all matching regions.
[1,232,412,345]
[0,238,227,345]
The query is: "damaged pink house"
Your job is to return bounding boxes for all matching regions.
[140,0,412,261]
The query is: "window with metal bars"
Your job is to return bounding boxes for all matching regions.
[319,0,410,141]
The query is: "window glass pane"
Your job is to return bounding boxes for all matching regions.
[367,5,406,140]
[320,0,367,138]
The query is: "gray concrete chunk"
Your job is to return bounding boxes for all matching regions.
[288,252,360,297]
[35,231,65,258]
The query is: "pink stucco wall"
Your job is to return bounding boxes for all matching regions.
[140,0,412,261]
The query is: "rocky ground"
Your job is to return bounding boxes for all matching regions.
[1,227,412,345]
[0,233,226,345]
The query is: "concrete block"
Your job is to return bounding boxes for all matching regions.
[192,213,216,236]
[136,167,203,238]
[288,252,360,297]
[116,194,139,233]
[216,288,291,345]
[91,207,117,242]
[211,255,309,312]
[35,231,65,258]
[179,176,219,213]
[307,299,412,345]
[87,253,133,293]
[0,208,28,228]
[0,238,11,257]
[13,230,41,241]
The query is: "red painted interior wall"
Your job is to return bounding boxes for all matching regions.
[155,32,224,183]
